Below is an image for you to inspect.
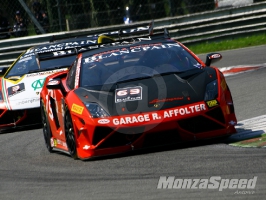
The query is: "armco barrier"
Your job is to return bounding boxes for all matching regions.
[1,2,266,67]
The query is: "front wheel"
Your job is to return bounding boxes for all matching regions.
[40,100,53,153]
[64,108,78,159]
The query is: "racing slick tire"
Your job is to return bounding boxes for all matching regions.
[64,107,78,159]
[40,100,53,153]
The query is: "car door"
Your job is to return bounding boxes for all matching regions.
[47,58,79,141]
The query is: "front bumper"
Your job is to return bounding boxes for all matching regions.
[73,104,237,160]
[0,108,41,129]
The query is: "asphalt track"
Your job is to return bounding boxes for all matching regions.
[1,45,266,200]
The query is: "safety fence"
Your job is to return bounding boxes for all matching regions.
[1,0,264,36]
[0,1,266,67]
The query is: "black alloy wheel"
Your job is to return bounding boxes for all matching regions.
[40,100,53,153]
[64,108,78,159]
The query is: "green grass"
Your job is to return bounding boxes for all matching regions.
[185,33,266,54]
[229,133,266,148]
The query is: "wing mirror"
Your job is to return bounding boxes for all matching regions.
[46,78,67,96]
[205,53,222,66]
[46,79,62,90]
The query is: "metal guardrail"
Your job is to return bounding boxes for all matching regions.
[1,1,266,67]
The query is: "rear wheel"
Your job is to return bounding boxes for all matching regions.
[40,100,53,153]
[64,108,78,159]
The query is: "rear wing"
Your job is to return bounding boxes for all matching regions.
[49,20,155,42]
[37,21,170,63]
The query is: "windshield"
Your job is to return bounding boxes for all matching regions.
[5,52,75,79]
[80,42,202,87]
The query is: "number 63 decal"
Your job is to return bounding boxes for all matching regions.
[115,86,142,103]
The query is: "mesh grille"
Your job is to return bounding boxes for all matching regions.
[178,115,225,134]
[95,126,144,149]
[143,129,181,148]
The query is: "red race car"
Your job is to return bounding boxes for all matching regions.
[40,29,237,160]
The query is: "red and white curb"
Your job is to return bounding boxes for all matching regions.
[219,63,266,145]
[219,63,266,76]
[226,115,266,143]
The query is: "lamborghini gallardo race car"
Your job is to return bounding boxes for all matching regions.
[40,29,237,160]
[0,34,114,130]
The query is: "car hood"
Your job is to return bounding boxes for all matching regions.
[0,69,67,110]
[75,67,217,116]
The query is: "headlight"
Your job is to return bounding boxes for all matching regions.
[84,102,109,118]
[204,80,218,101]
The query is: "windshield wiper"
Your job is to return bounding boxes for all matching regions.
[115,70,197,84]
[116,75,154,84]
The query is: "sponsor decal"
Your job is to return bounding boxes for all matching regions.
[229,120,236,125]
[112,103,206,125]
[84,43,181,63]
[31,78,46,91]
[113,114,150,125]
[102,27,150,35]
[61,99,65,118]
[50,138,54,146]
[45,91,55,121]
[98,119,110,124]
[51,49,75,57]
[26,40,99,55]
[16,98,39,105]
[115,86,142,103]
[26,68,67,77]
[71,103,84,115]
[83,145,90,150]
[7,83,25,97]
[194,63,202,69]
[206,99,219,108]
[209,53,221,59]
[74,57,82,88]
[53,138,57,146]
[52,138,67,147]
[149,97,184,104]
[47,79,60,86]
[157,176,257,192]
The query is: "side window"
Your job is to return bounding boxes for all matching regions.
[66,59,77,89]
